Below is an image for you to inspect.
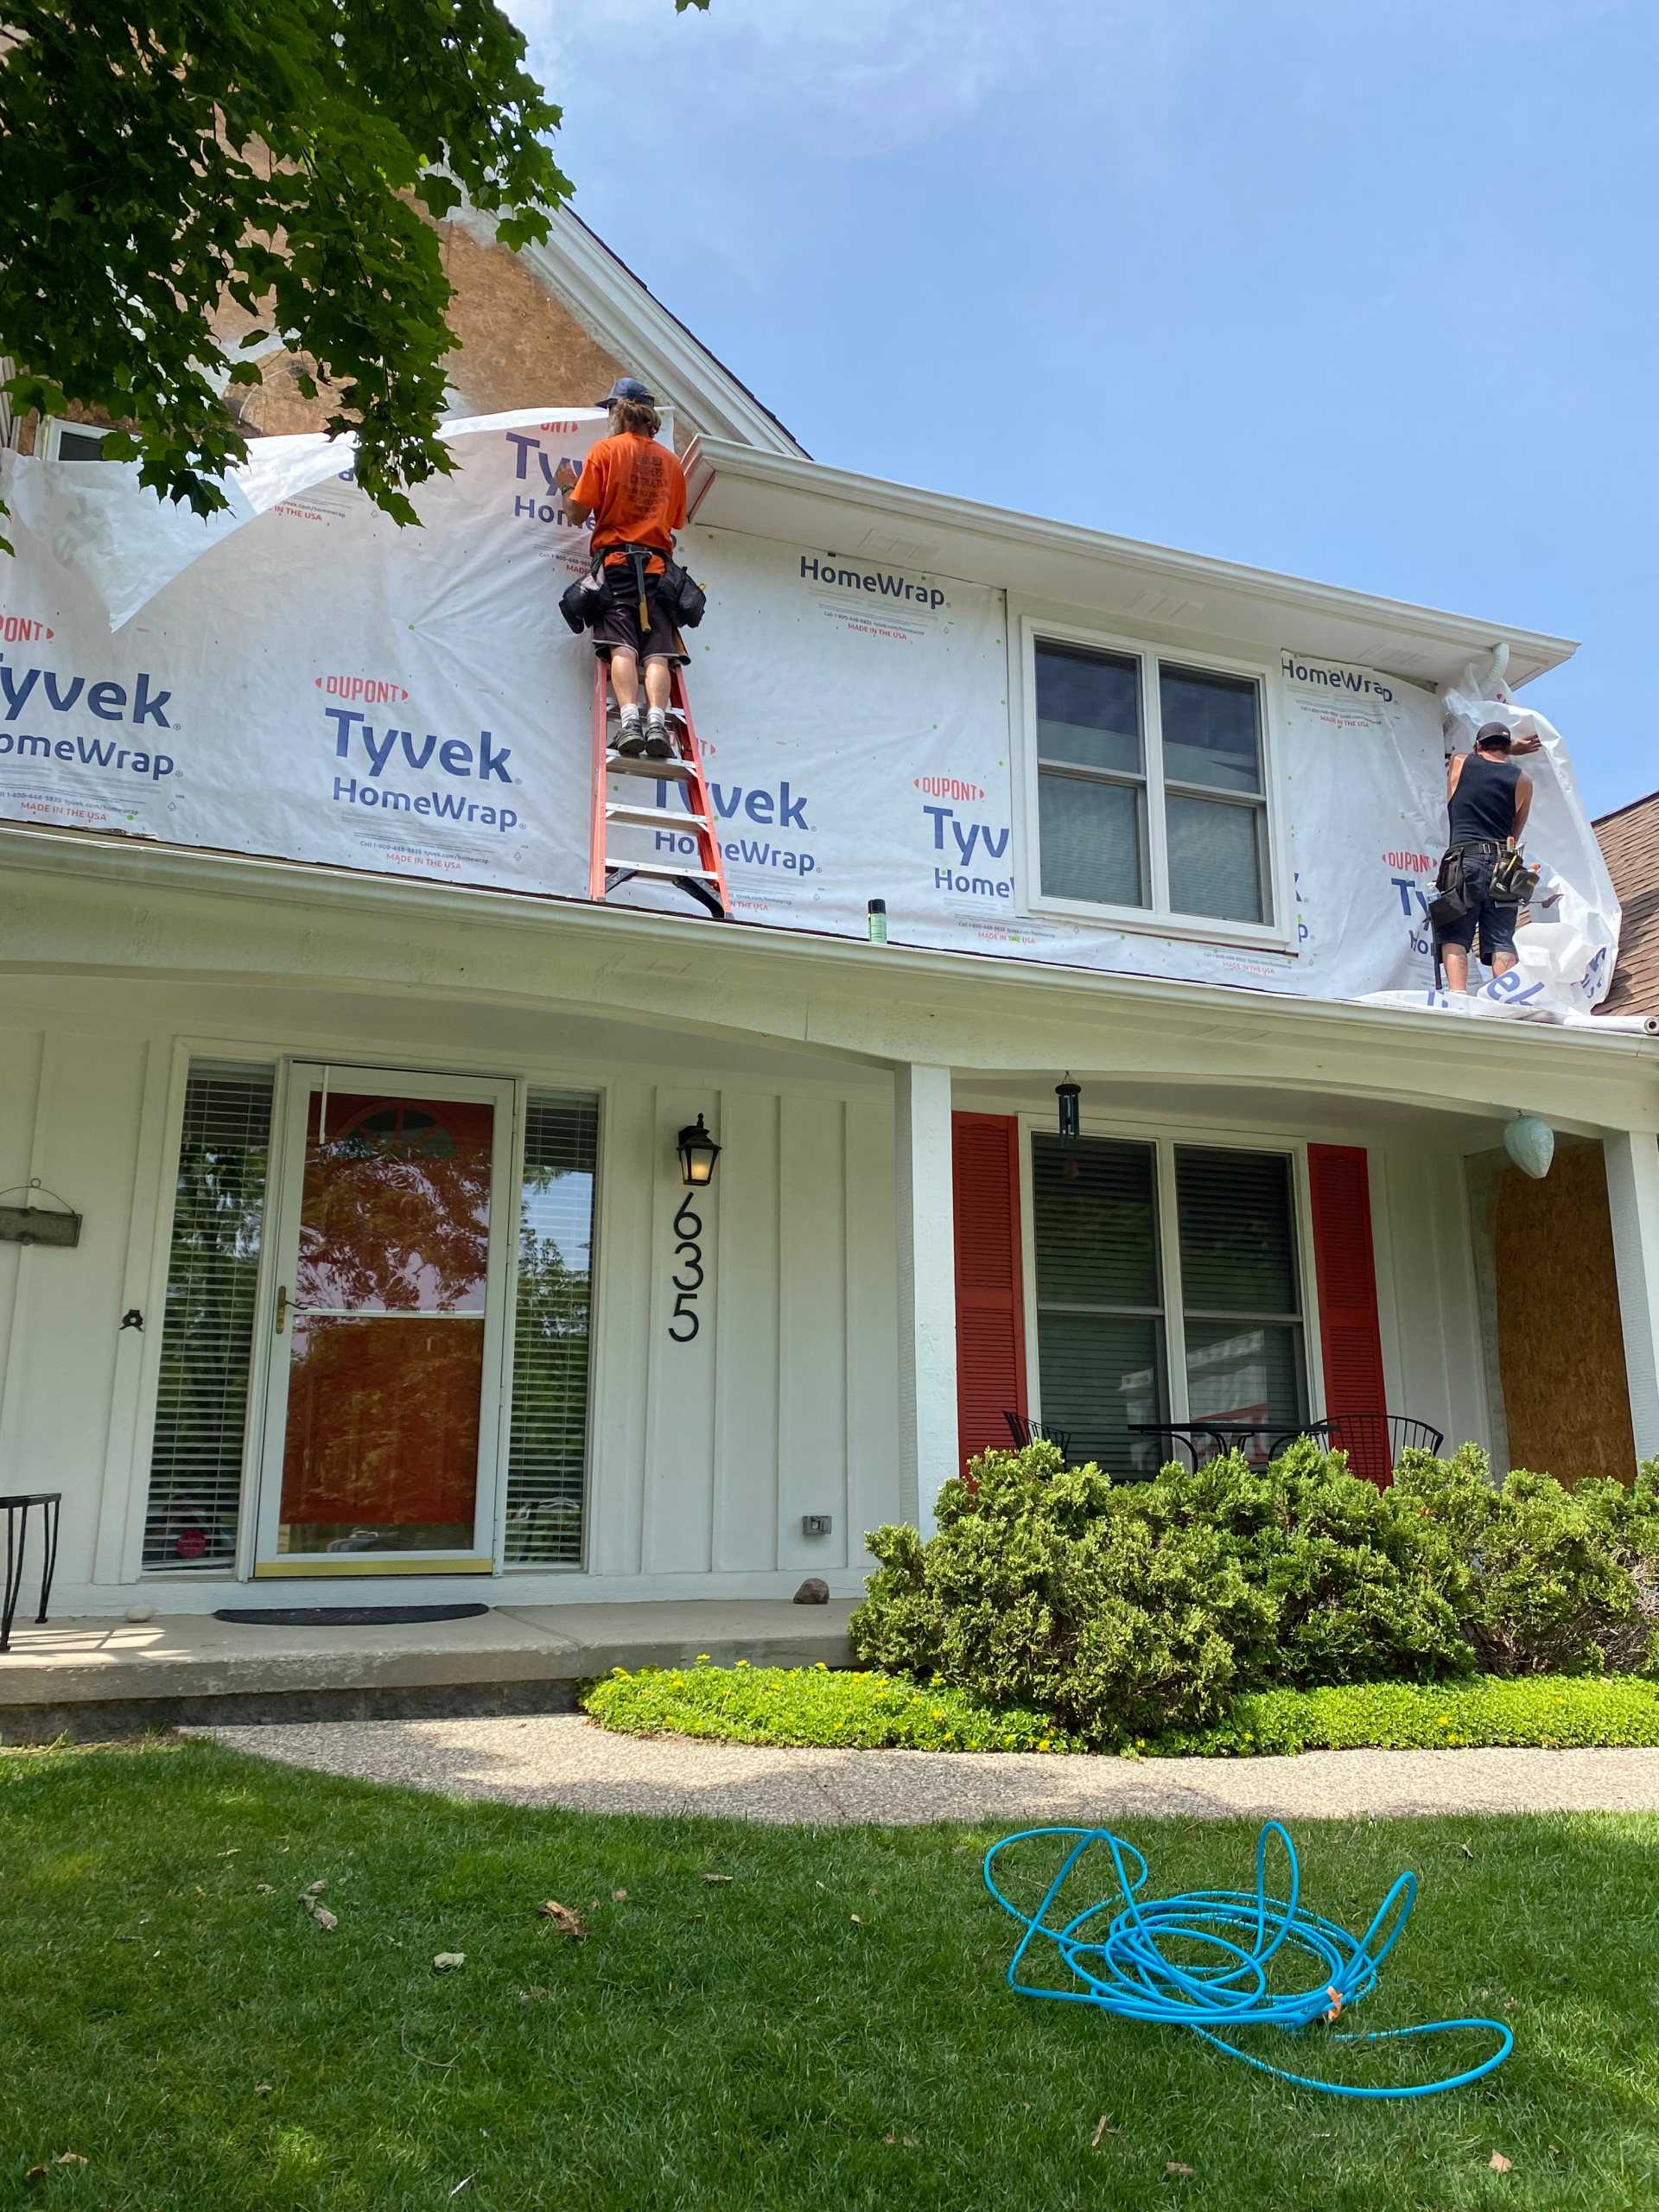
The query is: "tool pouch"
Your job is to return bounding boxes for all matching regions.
[657,559,707,629]
[1491,849,1541,906]
[558,559,613,635]
[1427,849,1472,937]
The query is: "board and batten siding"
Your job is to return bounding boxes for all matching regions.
[588,1080,900,1586]
[0,1007,903,1601]
[1367,1146,1495,1470]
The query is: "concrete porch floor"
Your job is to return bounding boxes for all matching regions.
[0,1599,856,1744]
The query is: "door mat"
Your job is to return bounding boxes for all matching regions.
[213,1604,491,1628]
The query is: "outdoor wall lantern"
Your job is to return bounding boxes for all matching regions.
[677,1115,721,1187]
[1503,1112,1554,1181]
[1055,1076,1082,1144]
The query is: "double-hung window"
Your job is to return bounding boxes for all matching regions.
[1031,1130,1308,1476]
[1033,632,1274,930]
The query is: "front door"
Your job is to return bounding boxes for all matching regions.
[253,1065,516,1576]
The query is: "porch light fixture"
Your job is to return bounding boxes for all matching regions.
[677,1114,721,1187]
[1055,1076,1082,1144]
[1503,1112,1554,1181]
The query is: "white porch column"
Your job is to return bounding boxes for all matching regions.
[894,1064,958,1537]
[1603,1130,1659,1464]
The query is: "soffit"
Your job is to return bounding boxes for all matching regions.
[684,437,1578,690]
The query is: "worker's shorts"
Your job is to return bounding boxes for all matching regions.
[591,571,677,664]
[1437,849,1518,964]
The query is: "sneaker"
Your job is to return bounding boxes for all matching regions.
[643,713,673,760]
[614,713,647,759]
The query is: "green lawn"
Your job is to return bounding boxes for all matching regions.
[1,1738,1656,2211]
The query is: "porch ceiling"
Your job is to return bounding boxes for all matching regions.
[950,1071,1549,1153]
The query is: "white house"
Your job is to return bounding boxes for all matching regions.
[3,211,1656,1637]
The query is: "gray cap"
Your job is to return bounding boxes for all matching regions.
[596,376,656,408]
[1475,721,1514,748]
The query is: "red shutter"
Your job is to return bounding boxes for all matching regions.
[952,1113,1027,1478]
[1306,1144,1391,1485]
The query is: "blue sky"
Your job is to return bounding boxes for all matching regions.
[513,0,1656,817]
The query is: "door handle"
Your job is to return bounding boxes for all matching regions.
[275,1285,289,1334]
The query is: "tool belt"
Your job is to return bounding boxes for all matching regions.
[557,542,706,636]
[1427,842,1541,938]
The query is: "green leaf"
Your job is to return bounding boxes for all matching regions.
[0,0,690,531]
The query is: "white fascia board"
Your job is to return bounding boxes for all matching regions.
[684,436,1579,691]
[5,820,1652,1097]
[458,206,805,458]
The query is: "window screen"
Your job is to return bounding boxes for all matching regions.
[143,1066,274,1571]
[505,1092,598,1564]
[1031,1134,1166,1477]
[1175,1146,1306,1437]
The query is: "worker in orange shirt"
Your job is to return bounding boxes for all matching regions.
[556,378,687,760]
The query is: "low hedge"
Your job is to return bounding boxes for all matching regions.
[849,1440,1659,1745]
[1156,1672,1659,1756]
[582,1662,1082,1752]
[582,1662,1659,1758]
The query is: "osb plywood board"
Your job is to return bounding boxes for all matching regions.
[1496,1141,1636,1484]
[201,218,627,441]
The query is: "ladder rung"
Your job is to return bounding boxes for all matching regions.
[606,858,721,883]
[607,803,709,830]
[606,751,695,781]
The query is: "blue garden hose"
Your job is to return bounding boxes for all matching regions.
[983,1823,1512,2099]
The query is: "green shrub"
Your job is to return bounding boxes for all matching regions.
[849,1440,1659,1747]
[1395,1445,1656,1675]
[582,1661,1081,1752]
[581,1661,1659,1760]
[849,1446,1271,1743]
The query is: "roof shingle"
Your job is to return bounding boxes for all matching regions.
[1594,790,1659,1014]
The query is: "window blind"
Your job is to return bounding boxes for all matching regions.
[143,1066,274,1571]
[505,1092,598,1565]
[1032,1134,1166,1476]
[1175,1146,1305,1431]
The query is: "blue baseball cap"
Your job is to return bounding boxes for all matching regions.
[597,376,657,407]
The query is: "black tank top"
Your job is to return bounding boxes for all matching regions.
[1448,752,1519,845]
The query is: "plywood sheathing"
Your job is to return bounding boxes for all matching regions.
[433,219,628,429]
[199,216,635,442]
[1494,1140,1636,1485]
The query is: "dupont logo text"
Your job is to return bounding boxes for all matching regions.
[317,675,409,705]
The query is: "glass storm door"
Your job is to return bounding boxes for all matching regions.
[253,1066,516,1575]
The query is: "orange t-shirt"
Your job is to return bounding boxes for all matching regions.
[573,432,687,573]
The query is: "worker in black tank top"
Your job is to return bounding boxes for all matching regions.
[1448,749,1522,846]
[1436,720,1536,993]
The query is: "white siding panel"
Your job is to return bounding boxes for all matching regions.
[779,1093,848,1573]
[845,1090,900,1569]
[1371,1147,1493,1464]
[0,1031,149,1582]
[0,1026,44,1411]
[642,1086,719,1575]
[712,1089,780,1572]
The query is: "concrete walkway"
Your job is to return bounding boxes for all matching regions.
[0,1602,855,1740]
[200,1713,1659,1824]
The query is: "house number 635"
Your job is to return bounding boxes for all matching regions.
[668,1194,704,1342]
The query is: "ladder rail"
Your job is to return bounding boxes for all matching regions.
[669,661,732,918]
[588,656,611,904]
[587,643,732,921]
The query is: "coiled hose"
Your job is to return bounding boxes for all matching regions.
[983,1822,1511,2099]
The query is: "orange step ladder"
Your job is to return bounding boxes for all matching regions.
[588,658,731,920]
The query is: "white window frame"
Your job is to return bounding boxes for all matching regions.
[1015,1108,1325,1440]
[1015,611,1294,951]
[40,418,112,461]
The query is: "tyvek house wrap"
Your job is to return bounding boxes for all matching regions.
[0,411,1625,1026]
